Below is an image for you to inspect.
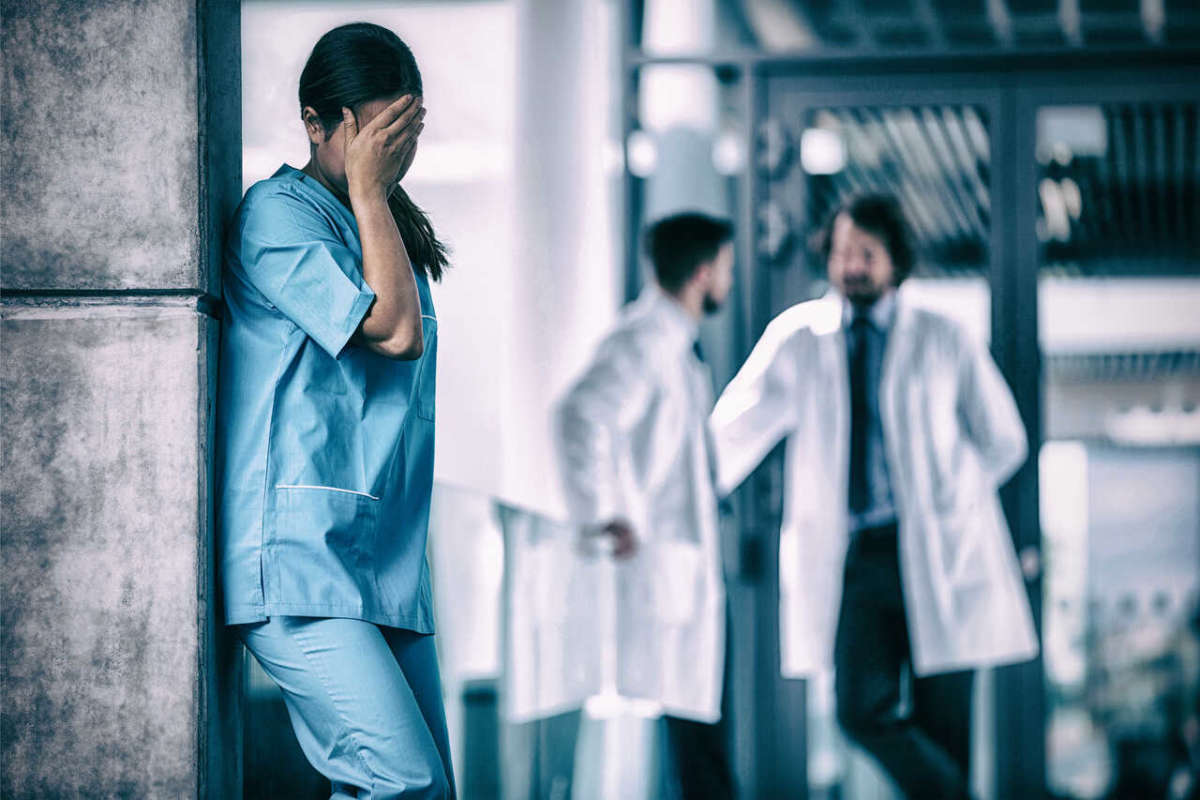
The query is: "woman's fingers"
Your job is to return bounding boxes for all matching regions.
[382,100,425,141]
[397,123,423,159]
[344,96,423,189]
[368,94,417,133]
[385,110,426,154]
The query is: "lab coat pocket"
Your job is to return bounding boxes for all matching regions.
[936,502,991,588]
[414,316,437,421]
[270,485,381,605]
[935,442,993,587]
[652,540,704,624]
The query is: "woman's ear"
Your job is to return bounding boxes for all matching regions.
[301,106,326,145]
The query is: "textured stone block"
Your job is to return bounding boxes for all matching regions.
[0,1,239,292]
[1,304,212,797]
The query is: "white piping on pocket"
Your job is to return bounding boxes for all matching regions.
[421,315,437,322]
[274,484,380,501]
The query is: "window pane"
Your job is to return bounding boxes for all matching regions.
[1038,102,1200,800]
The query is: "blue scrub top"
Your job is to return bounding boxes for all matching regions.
[217,164,437,632]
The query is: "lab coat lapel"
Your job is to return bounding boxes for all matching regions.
[824,291,852,528]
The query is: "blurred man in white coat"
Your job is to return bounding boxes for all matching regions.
[554,212,736,799]
[711,194,1037,799]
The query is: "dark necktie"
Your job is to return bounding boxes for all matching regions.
[848,315,872,514]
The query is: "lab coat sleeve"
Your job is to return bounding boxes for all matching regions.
[957,333,1028,488]
[710,317,798,496]
[553,332,655,528]
[232,192,377,359]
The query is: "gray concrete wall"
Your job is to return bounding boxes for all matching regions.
[3,0,200,291]
[1,1,241,797]
[1,307,211,796]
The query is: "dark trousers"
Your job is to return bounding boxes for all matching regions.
[663,599,736,800]
[834,523,974,800]
[664,714,734,799]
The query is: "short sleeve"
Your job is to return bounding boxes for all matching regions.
[232,191,376,358]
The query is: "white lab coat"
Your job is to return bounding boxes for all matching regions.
[711,289,1038,678]
[553,286,726,723]
[503,505,607,723]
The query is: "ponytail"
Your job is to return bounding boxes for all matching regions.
[388,187,449,282]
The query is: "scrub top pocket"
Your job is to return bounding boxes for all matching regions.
[268,485,382,612]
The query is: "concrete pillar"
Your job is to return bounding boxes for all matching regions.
[1,2,241,797]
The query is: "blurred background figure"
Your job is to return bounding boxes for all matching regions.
[553,212,736,799]
[711,192,1036,799]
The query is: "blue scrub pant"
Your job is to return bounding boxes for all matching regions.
[238,616,456,799]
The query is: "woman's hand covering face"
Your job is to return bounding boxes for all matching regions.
[342,94,426,197]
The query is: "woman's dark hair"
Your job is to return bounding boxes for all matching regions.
[299,22,449,281]
[644,211,735,293]
[810,193,916,285]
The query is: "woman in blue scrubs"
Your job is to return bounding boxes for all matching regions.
[217,22,454,798]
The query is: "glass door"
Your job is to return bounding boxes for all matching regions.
[1031,96,1200,800]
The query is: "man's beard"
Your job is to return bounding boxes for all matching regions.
[843,279,885,307]
[702,292,722,315]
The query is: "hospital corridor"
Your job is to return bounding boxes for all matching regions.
[1,1,1198,799]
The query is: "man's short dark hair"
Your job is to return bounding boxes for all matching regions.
[810,193,916,285]
[644,211,735,293]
